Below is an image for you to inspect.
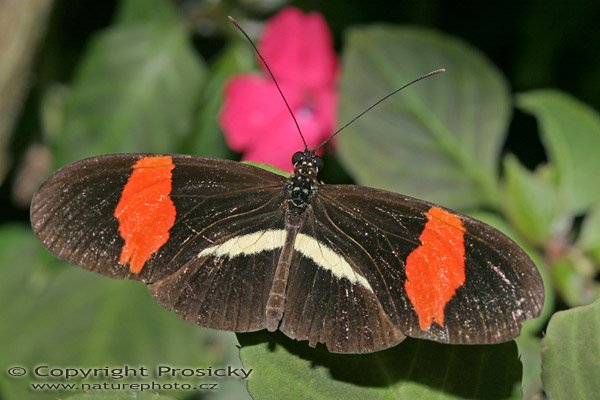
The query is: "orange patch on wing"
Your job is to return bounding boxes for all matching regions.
[114,156,176,274]
[405,206,466,331]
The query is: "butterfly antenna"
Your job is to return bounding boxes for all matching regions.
[314,68,446,151]
[228,16,308,150]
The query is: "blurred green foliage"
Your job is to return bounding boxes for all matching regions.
[1,0,599,399]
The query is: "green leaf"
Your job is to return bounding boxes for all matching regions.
[41,84,68,144]
[243,161,290,177]
[550,255,598,307]
[542,299,600,399]
[116,0,178,25]
[239,331,522,399]
[0,0,54,183]
[338,26,509,210]
[501,155,566,245]
[515,335,543,400]
[517,90,600,213]
[185,42,256,158]
[0,226,237,400]
[579,203,600,265]
[54,20,205,166]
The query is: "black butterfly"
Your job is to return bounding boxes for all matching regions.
[29,19,543,354]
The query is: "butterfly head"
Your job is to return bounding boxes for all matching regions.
[288,150,322,211]
[292,150,322,176]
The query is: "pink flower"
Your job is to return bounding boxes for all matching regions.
[219,7,338,171]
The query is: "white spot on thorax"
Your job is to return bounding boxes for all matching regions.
[198,229,372,292]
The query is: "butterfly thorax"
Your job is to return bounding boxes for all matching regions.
[288,150,322,213]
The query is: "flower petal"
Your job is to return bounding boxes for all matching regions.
[219,75,285,151]
[242,85,335,171]
[242,117,323,171]
[242,129,306,171]
[219,7,339,169]
[312,85,338,148]
[260,7,338,88]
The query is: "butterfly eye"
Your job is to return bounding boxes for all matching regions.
[314,156,323,170]
[292,151,304,165]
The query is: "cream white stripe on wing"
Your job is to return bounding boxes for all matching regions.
[198,229,372,292]
[293,233,373,292]
[198,230,287,258]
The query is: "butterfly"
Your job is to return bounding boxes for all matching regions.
[29,19,543,355]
